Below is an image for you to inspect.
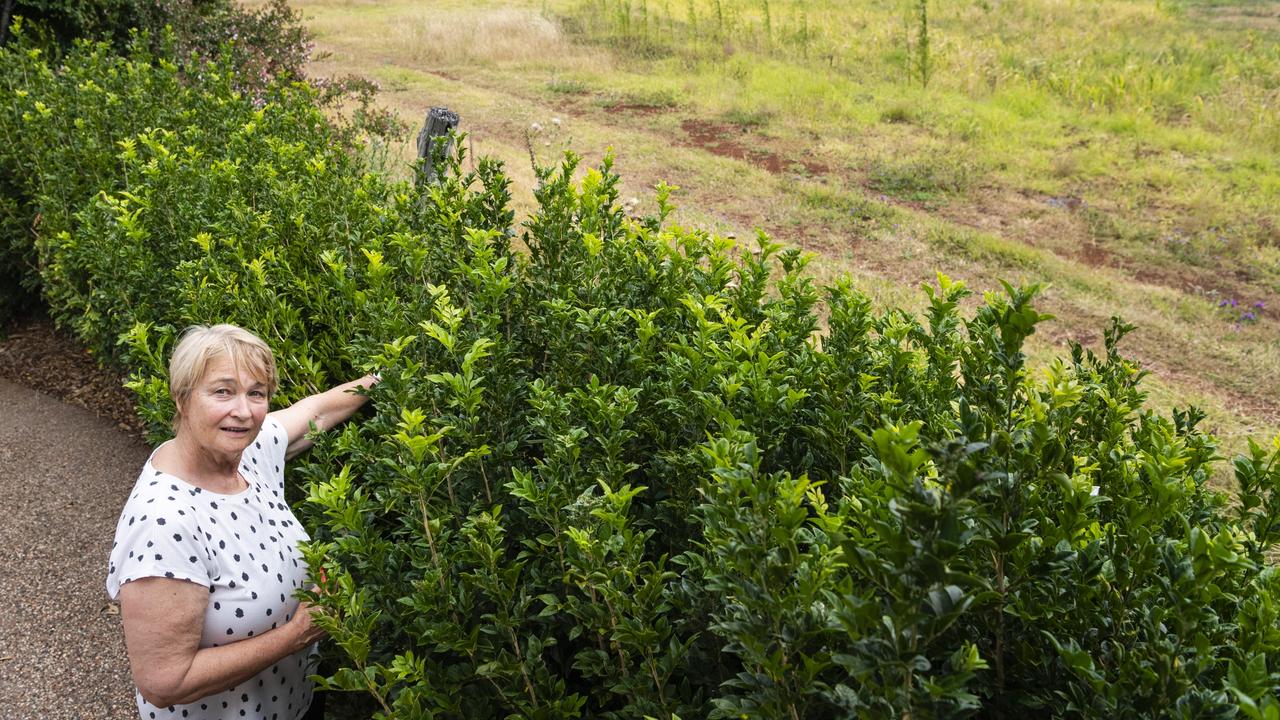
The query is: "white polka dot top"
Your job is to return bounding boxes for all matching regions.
[107,417,316,720]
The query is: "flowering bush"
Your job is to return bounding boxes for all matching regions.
[1216,297,1265,330]
[5,26,1280,719]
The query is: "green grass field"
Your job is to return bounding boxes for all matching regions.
[277,0,1279,477]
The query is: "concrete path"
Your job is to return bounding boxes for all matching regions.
[0,378,148,719]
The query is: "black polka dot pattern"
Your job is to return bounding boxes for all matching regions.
[106,417,316,720]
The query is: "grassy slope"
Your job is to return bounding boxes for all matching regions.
[283,0,1279,476]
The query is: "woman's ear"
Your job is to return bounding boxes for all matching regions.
[171,395,187,433]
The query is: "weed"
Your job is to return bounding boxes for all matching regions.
[880,101,920,124]
[925,224,1042,268]
[1082,207,1159,249]
[869,155,973,199]
[595,87,680,110]
[547,77,590,94]
[524,116,572,175]
[800,185,896,228]
[1050,153,1079,179]
[908,0,932,87]
[721,105,773,129]
[1215,296,1266,329]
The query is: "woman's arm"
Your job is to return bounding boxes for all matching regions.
[268,374,379,460]
[119,577,326,708]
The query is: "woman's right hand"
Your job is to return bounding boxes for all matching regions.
[286,595,329,651]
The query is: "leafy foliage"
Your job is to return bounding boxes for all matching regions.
[0,24,398,327]
[5,24,1280,719]
[3,0,310,86]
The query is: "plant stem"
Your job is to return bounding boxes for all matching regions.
[417,493,448,595]
[507,625,540,707]
[645,652,669,709]
[994,550,1006,692]
[366,677,393,716]
[601,594,628,674]
[479,462,492,503]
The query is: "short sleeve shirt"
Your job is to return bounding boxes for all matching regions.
[107,417,316,720]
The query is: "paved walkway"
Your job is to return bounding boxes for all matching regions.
[0,378,148,719]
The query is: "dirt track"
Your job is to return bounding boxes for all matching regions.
[0,377,146,719]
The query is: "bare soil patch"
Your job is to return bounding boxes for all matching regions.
[679,119,829,177]
[1077,241,1112,269]
[0,310,144,438]
[601,101,670,116]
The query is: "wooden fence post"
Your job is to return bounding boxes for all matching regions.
[416,107,460,187]
[0,0,15,46]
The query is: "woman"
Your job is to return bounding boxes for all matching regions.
[106,324,378,720]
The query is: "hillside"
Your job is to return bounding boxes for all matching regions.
[285,0,1280,474]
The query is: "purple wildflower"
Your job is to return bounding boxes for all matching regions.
[1254,301,1265,309]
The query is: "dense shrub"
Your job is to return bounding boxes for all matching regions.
[0,28,223,324]
[0,24,397,327]
[1,0,177,48]
[6,23,1280,719]
[290,160,1280,718]
[1,0,310,85]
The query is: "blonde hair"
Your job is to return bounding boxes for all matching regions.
[169,324,277,429]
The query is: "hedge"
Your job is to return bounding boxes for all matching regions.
[4,27,1280,720]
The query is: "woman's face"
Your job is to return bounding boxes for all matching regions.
[178,356,270,461]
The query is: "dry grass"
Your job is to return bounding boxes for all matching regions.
[295,1,613,73]
[1193,2,1280,32]
[385,8,587,68]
